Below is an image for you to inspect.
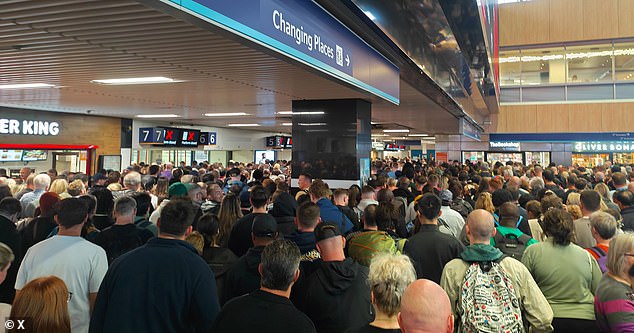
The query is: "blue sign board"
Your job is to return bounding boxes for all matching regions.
[199,132,217,145]
[490,132,634,143]
[163,0,400,104]
[460,118,482,141]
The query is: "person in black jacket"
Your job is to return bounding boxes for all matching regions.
[613,190,634,231]
[213,240,316,333]
[222,214,278,304]
[298,221,373,333]
[90,198,220,333]
[198,213,238,303]
[0,198,22,304]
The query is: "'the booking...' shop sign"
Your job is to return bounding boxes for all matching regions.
[0,118,60,136]
[574,142,634,153]
[489,141,521,152]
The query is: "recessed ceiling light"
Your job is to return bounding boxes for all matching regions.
[203,112,249,117]
[91,77,182,85]
[136,114,180,118]
[0,83,55,89]
[282,123,292,126]
[227,123,260,127]
[408,133,429,137]
[298,123,327,126]
[383,129,410,133]
[363,11,377,20]
[277,111,325,115]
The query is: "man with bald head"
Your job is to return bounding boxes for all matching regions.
[398,279,453,333]
[440,209,554,332]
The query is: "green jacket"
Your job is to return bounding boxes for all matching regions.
[441,244,554,333]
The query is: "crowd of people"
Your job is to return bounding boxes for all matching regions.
[0,157,633,332]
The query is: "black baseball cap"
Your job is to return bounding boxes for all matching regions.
[252,214,277,238]
[314,221,342,242]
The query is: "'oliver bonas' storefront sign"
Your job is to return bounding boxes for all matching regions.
[574,142,634,153]
[0,118,60,136]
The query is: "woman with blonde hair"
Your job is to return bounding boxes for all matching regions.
[0,243,14,320]
[474,192,495,215]
[594,183,620,212]
[49,178,70,199]
[217,193,243,248]
[10,276,70,333]
[347,253,416,333]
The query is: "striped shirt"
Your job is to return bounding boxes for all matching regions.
[595,274,634,333]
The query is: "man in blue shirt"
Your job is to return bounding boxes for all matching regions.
[309,180,353,233]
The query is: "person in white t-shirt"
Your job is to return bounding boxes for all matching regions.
[15,198,108,333]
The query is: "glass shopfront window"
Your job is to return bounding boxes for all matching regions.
[521,47,566,85]
[614,42,634,81]
[567,44,613,83]
[613,153,634,165]
[486,152,523,164]
[500,50,521,86]
[462,151,485,163]
[525,152,550,166]
[572,153,610,168]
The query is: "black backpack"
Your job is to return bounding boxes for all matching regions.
[493,231,531,261]
[100,230,149,264]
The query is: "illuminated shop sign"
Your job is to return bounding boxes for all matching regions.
[489,141,521,151]
[0,118,60,136]
[574,142,634,153]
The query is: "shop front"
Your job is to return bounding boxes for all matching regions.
[0,108,121,176]
[572,142,634,167]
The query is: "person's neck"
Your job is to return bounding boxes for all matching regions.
[370,310,400,329]
[597,239,610,247]
[608,272,632,287]
[58,225,83,236]
[252,206,267,214]
[582,209,595,217]
[420,217,437,225]
[364,225,378,231]
[321,251,345,262]
[114,217,134,225]
[297,226,316,233]
[260,286,291,299]
[159,234,186,240]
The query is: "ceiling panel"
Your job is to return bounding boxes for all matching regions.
[0,0,459,141]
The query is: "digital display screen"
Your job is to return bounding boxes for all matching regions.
[178,130,200,147]
[255,150,276,164]
[0,150,24,162]
[22,150,48,161]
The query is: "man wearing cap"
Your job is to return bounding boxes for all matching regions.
[222,214,278,305]
[213,240,316,333]
[224,167,245,194]
[438,189,465,238]
[297,222,372,333]
[149,182,188,224]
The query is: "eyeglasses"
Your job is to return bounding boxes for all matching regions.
[68,291,73,303]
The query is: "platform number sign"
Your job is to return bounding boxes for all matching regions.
[209,132,217,145]
[139,127,164,144]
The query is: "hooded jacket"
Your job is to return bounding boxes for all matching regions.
[440,244,554,333]
[222,246,264,305]
[300,258,373,333]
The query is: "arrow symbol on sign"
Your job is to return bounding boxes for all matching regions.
[345,54,350,66]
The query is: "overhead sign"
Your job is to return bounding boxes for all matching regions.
[491,132,634,143]
[0,118,60,136]
[266,135,292,148]
[385,144,405,151]
[139,127,201,147]
[490,141,520,152]
[460,118,482,141]
[372,141,384,151]
[162,0,400,104]
[574,142,634,153]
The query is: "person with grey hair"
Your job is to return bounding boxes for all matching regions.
[113,171,142,199]
[20,173,51,218]
[594,232,634,332]
[348,253,416,333]
[213,240,316,333]
[587,211,619,273]
[0,242,14,319]
[529,177,545,197]
[93,196,153,264]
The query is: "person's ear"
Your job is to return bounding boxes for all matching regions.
[185,225,193,236]
[397,313,404,332]
[258,263,263,277]
[465,223,471,237]
[491,227,497,237]
[447,314,454,333]
[316,243,321,253]
[341,236,346,249]
[293,268,300,283]
[438,209,443,217]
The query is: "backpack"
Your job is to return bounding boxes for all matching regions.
[348,231,397,266]
[450,198,473,219]
[460,257,525,333]
[587,246,608,273]
[493,231,532,261]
